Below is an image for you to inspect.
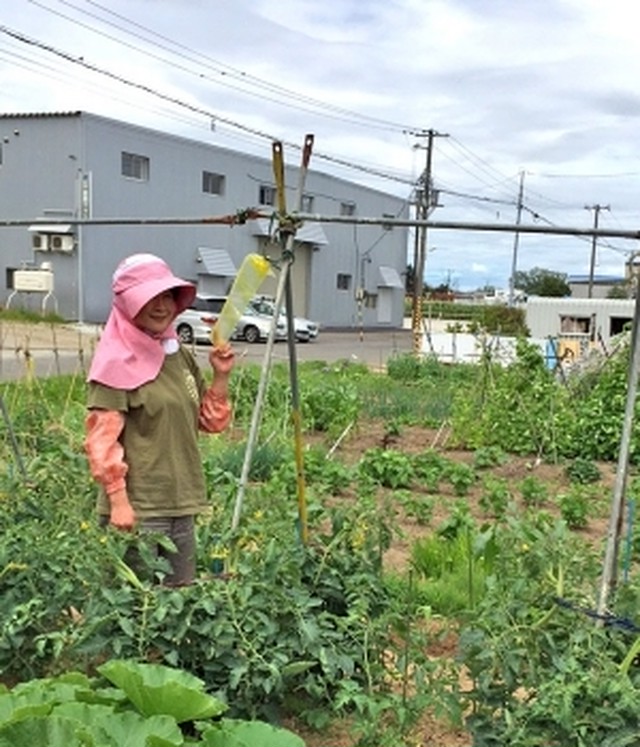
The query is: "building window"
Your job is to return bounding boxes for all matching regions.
[6,267,16,289]
[340,201,356,216]
[364,293,378,309]
[0,142,3,167]
[337,273,352,290]
[259,185,276,206]
[610,316,632,337]
[560,315,591,335]
[121,151,150,181]
[301,194,314,212]
[202,171,225,195]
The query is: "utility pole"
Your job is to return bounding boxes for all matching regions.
[508,170,525,307]
[585,204,610,299]
[411,129,447,355]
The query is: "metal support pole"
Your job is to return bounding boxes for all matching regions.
[6,215,640,242]
[596,282,640,619]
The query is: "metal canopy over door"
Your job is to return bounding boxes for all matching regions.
[377,265,403,324]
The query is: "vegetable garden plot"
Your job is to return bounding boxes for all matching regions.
[2,345,640,746]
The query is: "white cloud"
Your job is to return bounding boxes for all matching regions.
[1,0,639,288]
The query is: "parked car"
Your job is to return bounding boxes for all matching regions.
[247,296,320,343]
[174,295,286,344]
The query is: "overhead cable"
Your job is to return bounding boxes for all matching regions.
[0,24,415,187]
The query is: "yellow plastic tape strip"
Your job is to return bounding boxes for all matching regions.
[213,253,271,345]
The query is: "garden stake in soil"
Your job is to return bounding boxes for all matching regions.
[0,392,29,483]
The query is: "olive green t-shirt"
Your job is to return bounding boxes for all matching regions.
[87,347,208,519]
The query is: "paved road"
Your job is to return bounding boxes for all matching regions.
[192,328,414,370]
[0,328,415,380]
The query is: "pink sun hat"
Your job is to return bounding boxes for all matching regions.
[112,253,196,318]
[88,254,196,390]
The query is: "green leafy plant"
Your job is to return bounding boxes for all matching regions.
[303,446,353,495]
[456,516,637,747]
[0,661,305,746]
[519,474,549,506]
[450,338,572,458]
[410,519,497,615]
[98,659,225,722]
[383,417,402,439]
[395,490,435,525]
[412,449,448,493]
[557,485,593,529]
[472,446,505,469]
[300,369,361,434]
[358,448,414,489]
[478,475,511,519]
[565,456,602,484]
[445,462,476,497]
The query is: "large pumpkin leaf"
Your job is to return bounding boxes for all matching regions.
[0,714,93,747]
[9,672,93,708]
[54,702,183,747]
[0,673,94,727]
[97,660,226,723]
[201,718,306,747]
[0,693,51,727]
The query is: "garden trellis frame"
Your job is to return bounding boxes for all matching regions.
[3,170,640,609]
[230,135,314,543]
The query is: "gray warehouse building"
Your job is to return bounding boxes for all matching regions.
[0,111,409,327]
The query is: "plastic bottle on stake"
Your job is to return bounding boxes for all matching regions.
[213,253,271,345]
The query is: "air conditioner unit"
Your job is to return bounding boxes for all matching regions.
[32,233,46,251]
[50,234,75,252]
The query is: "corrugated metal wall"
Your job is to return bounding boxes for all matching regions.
[0,112,409,327]
[526,297,634,345]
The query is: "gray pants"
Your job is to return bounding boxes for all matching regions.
[101,514,197,586]
[139,515,196,587]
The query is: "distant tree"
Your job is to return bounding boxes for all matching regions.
[607,283,631,299]
[428,281,455,301]
[514,267,570,297]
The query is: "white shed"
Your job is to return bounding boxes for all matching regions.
[525,297,635,353]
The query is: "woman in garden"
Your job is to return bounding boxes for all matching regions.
[84,253,235,586]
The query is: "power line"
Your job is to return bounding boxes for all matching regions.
[28,0,419,133]
[444,135,518,189]
[437,186,515,208]
[0,41,212,133]
[4,8,638,239]
[0,24,416,187]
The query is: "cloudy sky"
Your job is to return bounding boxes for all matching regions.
[1,0,640,290]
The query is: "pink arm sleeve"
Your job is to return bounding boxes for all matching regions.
[84,409,128,494]
[199,388,232,434]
